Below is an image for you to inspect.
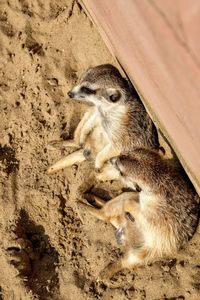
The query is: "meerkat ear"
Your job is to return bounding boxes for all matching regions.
[106,88,121,102]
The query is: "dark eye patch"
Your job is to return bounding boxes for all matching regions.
[80,86,96,95]
[107,90,121,102]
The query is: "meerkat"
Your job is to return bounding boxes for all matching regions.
[48,64,159,177]
[79,148,200,280]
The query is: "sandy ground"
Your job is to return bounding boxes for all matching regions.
[0,1,200,299]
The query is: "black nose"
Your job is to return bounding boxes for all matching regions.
[68,91,74,98]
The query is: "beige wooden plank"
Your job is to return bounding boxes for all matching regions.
[82,0,200,194]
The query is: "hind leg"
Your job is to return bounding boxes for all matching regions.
[91,195,107,207]
[95,143,120,172]
[99,247,149,281]
[79,192,137,220]
[48,107,96,150]
[79,192,139,231]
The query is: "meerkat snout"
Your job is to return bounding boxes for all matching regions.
[67,91,74,98]
[67,84,97,103]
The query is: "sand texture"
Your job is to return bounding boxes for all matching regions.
[0,1,200,299]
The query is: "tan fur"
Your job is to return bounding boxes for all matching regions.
[80,148,199,280]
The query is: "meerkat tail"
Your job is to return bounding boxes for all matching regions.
[47,149,85,174]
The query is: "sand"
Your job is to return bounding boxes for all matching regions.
[0,0,200,299]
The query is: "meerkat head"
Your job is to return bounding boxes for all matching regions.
[67,64,131,107]
[114,155,140,190]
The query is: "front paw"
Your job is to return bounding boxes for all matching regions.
[83,148,92,161]
[95,162,103,173]
[79,135,86,147]
[95,167,102,173]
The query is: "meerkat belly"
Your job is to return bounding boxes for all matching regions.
[90,122,110,154]
[107,124,123,149]
[98,105,127,150]
[138,191,178,255]
[84,110,110,158]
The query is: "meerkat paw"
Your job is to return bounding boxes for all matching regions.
[6,238,33,275]
[94,157,104,172]
[95,167,103,173]
[98,261,123,282]
[83,148,92,161]
[79,133,88,147]
[95,165,109,180]
[78,200,105,221]
[96,163,121,182]
[94,162,104,173]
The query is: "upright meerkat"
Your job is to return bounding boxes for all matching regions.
[80,148,200,280]
[48,64,159,175]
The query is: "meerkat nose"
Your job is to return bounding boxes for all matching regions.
[67,91,74,98]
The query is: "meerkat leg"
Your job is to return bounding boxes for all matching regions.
[78,201,106,221]
[79,111,100,146]
[79,199,126,230]
[104,192,141,222]
[99,247,149,281]
[95,143,120,172]
[74,107,96,145]
[96,162,121,182]
[79,192,139,223]
[48,108,96,150]
[92,195,107,207]
[47,149,85,174]
[123,197,141,218]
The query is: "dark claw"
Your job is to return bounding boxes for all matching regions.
[115,227,125,245]
[125,212,135,222]
[83,148,92,160]
[110,157,118,165]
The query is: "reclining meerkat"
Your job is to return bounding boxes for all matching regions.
[48,64,159,178]
[79,148,200,280]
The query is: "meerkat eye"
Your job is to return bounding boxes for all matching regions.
[109,90,121,102]
[80,86,96,95]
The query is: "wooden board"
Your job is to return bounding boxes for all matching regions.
[82,0,200,194]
